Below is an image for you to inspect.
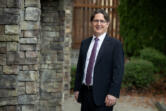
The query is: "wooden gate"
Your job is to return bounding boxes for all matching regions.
[72,0,121,48]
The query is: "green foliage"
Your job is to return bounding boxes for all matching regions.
[123,58,155,89]
[140,48,166,73]
[70,66,76,89]
[118,0,166,56]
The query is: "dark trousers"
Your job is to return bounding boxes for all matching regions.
[81,85,113,111]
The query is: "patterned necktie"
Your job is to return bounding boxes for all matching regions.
[86,38,99,85]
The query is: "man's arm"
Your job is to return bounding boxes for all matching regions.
[109,40,124,98]
[74,41,84,92]
[105,40,124,106]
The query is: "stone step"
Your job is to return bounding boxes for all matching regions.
[155,102,166,111]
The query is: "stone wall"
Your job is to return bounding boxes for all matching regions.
[40,0,64,110]
[0,0,22,110]
[63,0,73,99]
[0,0,72,111]
[18,0,41,110]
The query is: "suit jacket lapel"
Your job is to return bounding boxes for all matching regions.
[83,37,93,62]
[95,34,110,66]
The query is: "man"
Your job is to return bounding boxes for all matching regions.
[74,9,124,111]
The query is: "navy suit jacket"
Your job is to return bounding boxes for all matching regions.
[74,34,124,106]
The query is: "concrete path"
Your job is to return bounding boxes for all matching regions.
[64,95,158,111]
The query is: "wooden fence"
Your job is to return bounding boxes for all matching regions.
[72,0,121,48]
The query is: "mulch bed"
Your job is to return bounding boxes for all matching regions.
[120,76,166,105]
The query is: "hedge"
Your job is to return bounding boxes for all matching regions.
[140,48,166,73]
[118,0,166,56]
[123,58,155,89]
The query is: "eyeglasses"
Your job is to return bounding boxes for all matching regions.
[93,20,107,24]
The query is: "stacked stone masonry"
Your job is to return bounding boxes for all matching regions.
[0,0,72,111]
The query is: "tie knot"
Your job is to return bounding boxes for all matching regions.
[95,38,99,41]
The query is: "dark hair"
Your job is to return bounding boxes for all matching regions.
[90,9,110,22]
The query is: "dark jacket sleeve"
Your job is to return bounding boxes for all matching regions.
[74,41,84,92]
[108,40,124,98]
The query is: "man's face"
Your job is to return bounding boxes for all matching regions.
[91,13,110,37]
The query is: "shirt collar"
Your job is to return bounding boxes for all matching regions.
[92,32,106,41]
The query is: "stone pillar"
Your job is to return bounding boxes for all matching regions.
[0,0,72,110]
[40,0,72,110]
[62,0,73,99]
[18,0,41,110]
[0,0,21,110]
[40,0,64,111]
[0,0,41,110]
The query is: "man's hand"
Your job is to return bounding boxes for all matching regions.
[74,91,79,101]
[105,95,117,107]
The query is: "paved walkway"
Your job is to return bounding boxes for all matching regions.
[64,95,158,111]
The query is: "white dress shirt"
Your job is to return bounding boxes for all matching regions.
[82,32,106,85]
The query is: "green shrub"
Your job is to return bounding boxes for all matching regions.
[123,58,155,89]
[140,48,166,73]
[70,66,76,89]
